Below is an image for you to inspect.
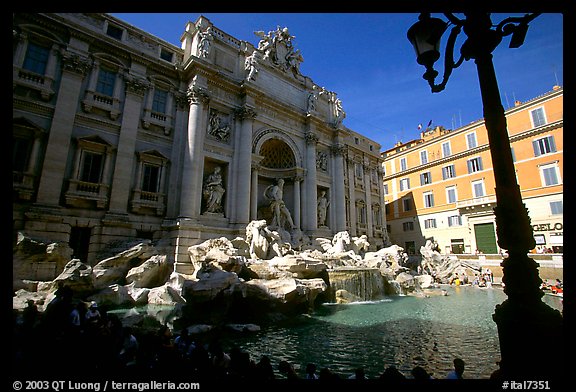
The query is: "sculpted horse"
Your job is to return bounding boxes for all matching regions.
[327,231,351,254]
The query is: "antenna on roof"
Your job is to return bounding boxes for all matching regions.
[552,64,560,86]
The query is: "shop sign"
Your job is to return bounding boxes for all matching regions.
[532,222,563,232]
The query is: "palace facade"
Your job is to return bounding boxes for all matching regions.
[13,13,387,272]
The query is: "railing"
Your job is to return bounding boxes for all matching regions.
[151,112,167,122]
[131,189,165,215]
[18,70,45,85]
[456,195,496,208]
[76,181,101,194]
[93,93,114,106]
[65,179,109,208]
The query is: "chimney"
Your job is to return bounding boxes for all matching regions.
[514,100,522,107]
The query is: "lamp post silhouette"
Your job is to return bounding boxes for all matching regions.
[407,13,563,379]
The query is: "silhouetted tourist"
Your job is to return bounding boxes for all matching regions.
[278,360,299,380]
[319,367,340,380]
[118,326,139,367]
[411,365,433,380]
[446,357,465,379]
[228,346,255,380]
[305,362,319,379]
[22,300,39,332]
[209,340,231,377]
[84,301,101,326]
[255,355,275,380]
[379,365,406,381]
[43,285,74,337]
[348,367,366,380]
[174,328,190,358]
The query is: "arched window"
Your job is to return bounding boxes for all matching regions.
[259,138,296,169]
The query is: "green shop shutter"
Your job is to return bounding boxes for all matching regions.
[474,223,498,254]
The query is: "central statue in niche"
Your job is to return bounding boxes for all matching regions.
[264,178,294,231]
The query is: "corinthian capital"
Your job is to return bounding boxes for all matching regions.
[234,105,257,120]
[186,86,210,105]
[61,51,91,75]
[125,76,150,96]
[330,143,347,156]
[305,132,319,145]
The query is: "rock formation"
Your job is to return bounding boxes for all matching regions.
[13,223,452,331]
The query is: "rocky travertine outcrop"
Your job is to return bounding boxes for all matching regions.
[13,222,447,330]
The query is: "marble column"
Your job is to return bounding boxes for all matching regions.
[107,75,149,214]
[179,85,209,218]
[331,143,347,232]
[165,91,190,219]
[36,52,90,206]
[304,132,318,232]
[346,157,357,236]
[233,105,256,225]
[293,175,303,229]
[363,163,374,236]
[250,165,259,220]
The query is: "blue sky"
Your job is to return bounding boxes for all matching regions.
[111,13,563,151]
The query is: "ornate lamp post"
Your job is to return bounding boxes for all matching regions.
[408,13,563,380]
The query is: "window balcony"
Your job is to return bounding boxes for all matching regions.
[456,195,497,214]
[65,180,109,209]
[13,66,55,101]
[141,109,173,135]
[81,90,121,120]
[130,189,165,216]
[13,171,36,200]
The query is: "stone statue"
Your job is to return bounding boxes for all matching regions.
[351,235,370,256]
[245,220,285,260]
[203,166,225,213]
[264,178,295,231]
[333,97,346,127]
[317,190,329,227]
[245,50,260,81]
[307,84,326,114]
[254,26,302,77]
[197,26,214,58]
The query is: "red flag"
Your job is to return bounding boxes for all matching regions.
[417,123,423,130]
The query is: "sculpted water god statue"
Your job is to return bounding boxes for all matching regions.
[264,178,295,231]
[203,166,225,213]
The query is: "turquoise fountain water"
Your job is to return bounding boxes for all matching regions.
[218,285,563,379]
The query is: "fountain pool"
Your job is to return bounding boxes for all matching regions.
[217,285,563,379]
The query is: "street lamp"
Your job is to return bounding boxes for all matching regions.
[408,13,563,380]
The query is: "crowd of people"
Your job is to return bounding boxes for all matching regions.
[449,268,494,287]
[13,286,477,384]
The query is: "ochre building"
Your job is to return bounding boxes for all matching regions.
[382,87,563,256]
